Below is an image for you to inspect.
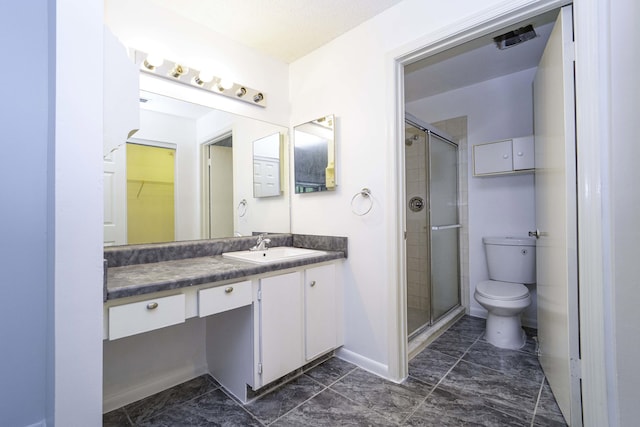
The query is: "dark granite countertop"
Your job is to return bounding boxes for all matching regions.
[106,251,345,301]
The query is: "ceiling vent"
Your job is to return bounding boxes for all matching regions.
[493,24,537,50]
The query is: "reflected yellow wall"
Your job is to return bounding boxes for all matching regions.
[127,143,175,244]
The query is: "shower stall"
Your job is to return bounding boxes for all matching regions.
[405,114,461,338]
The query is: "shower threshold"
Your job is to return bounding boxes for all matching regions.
[408,305,466,360]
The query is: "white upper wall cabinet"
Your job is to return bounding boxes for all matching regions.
[473,136,534,176]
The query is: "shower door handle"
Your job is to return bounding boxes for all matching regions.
[431,224,461,231]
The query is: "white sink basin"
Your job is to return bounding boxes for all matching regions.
[222,246,327,264]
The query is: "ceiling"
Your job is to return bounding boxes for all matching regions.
[141,0,405,63]
[405,9,558,102]
[139,90,214,119]
[132,2,558,114]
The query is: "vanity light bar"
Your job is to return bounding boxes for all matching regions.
[131,49,266,107]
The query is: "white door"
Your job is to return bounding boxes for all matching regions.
[533,5,581,426]
[103,148,126,246]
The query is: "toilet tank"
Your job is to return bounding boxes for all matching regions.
[483,236,536,284]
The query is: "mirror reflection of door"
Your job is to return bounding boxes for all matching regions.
[202,133,234,239]
[126,143,176,244]
[253,132,281,198]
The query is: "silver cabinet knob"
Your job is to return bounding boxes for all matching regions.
[225,287,234,294]
[310,281,316,287]
[146,302,158,310]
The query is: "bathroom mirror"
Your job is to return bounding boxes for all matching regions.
[103,90,290,246]
[293,114,336,193]
[253,132,282,198]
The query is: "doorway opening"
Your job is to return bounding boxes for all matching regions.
[201,131,234,239]
[398,4,581,425]
[126,142,176,244]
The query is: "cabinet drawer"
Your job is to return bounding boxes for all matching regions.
[109,294,185,340]
[198,281,252,317]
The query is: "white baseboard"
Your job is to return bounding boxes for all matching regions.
[335,348,389,380]
[103,363,208,413]
[469,306,488,319]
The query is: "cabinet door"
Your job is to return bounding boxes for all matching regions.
[259,271,303,386]
[473,140,513,175]
[304,264,337,360]
[512,136,535,170]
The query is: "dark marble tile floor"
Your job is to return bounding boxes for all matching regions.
[104,315,567,426]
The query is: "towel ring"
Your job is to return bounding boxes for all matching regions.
[237,199,248,217]
[351,188,373,216]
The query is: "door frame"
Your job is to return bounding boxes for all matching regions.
[200,129,234,239]
[390,0,612,423]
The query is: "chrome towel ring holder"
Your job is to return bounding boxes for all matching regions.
[351,188,373,216]
[237,199,248,217]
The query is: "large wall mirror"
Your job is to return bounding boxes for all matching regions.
[293,114,336,193]
[103,90,290,246]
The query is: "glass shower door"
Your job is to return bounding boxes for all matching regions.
[428,133,460,320]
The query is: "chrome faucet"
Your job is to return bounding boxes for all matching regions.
[250,234,271,251]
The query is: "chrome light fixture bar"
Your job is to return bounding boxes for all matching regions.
[131,49,266,107]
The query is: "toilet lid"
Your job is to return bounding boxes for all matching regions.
[476,280,529,301]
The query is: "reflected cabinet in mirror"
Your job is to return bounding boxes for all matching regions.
[103,90,290,246]
[294,114,336,193]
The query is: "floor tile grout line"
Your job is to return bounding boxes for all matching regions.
[324,385,403,426]
[530,376,546,427]
[453,335,545,386]
[118,376,222,424]
[264,384,330,426]
[260,367,359,426]
[433,334,542,423]
[401,335,478,424]
[217,385,271,427]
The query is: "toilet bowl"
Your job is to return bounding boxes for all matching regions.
[475,237,536,350]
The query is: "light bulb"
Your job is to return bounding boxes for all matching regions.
[169,64,188,78]
[193,70,214,86]
[236,87,247,97]
[218,78,234,91]
[142,54,163,71]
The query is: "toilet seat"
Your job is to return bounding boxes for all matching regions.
[476,280,529,301]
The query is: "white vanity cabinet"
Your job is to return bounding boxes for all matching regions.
[473,136,534,176]
[251,264,338,388]
[254,271,304,387]
[205,262,341,401]
[304,264,337,360]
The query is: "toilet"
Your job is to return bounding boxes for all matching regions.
[474,236,536,350]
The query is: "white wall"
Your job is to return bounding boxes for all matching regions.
[289,0,521,375]
[233,117,290,236]
[610,0,640,424]
[105,0,289,125]
[0,1,51,425]
[54,0,105,425]
[103,319,208,412]
[407,68,538,326]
